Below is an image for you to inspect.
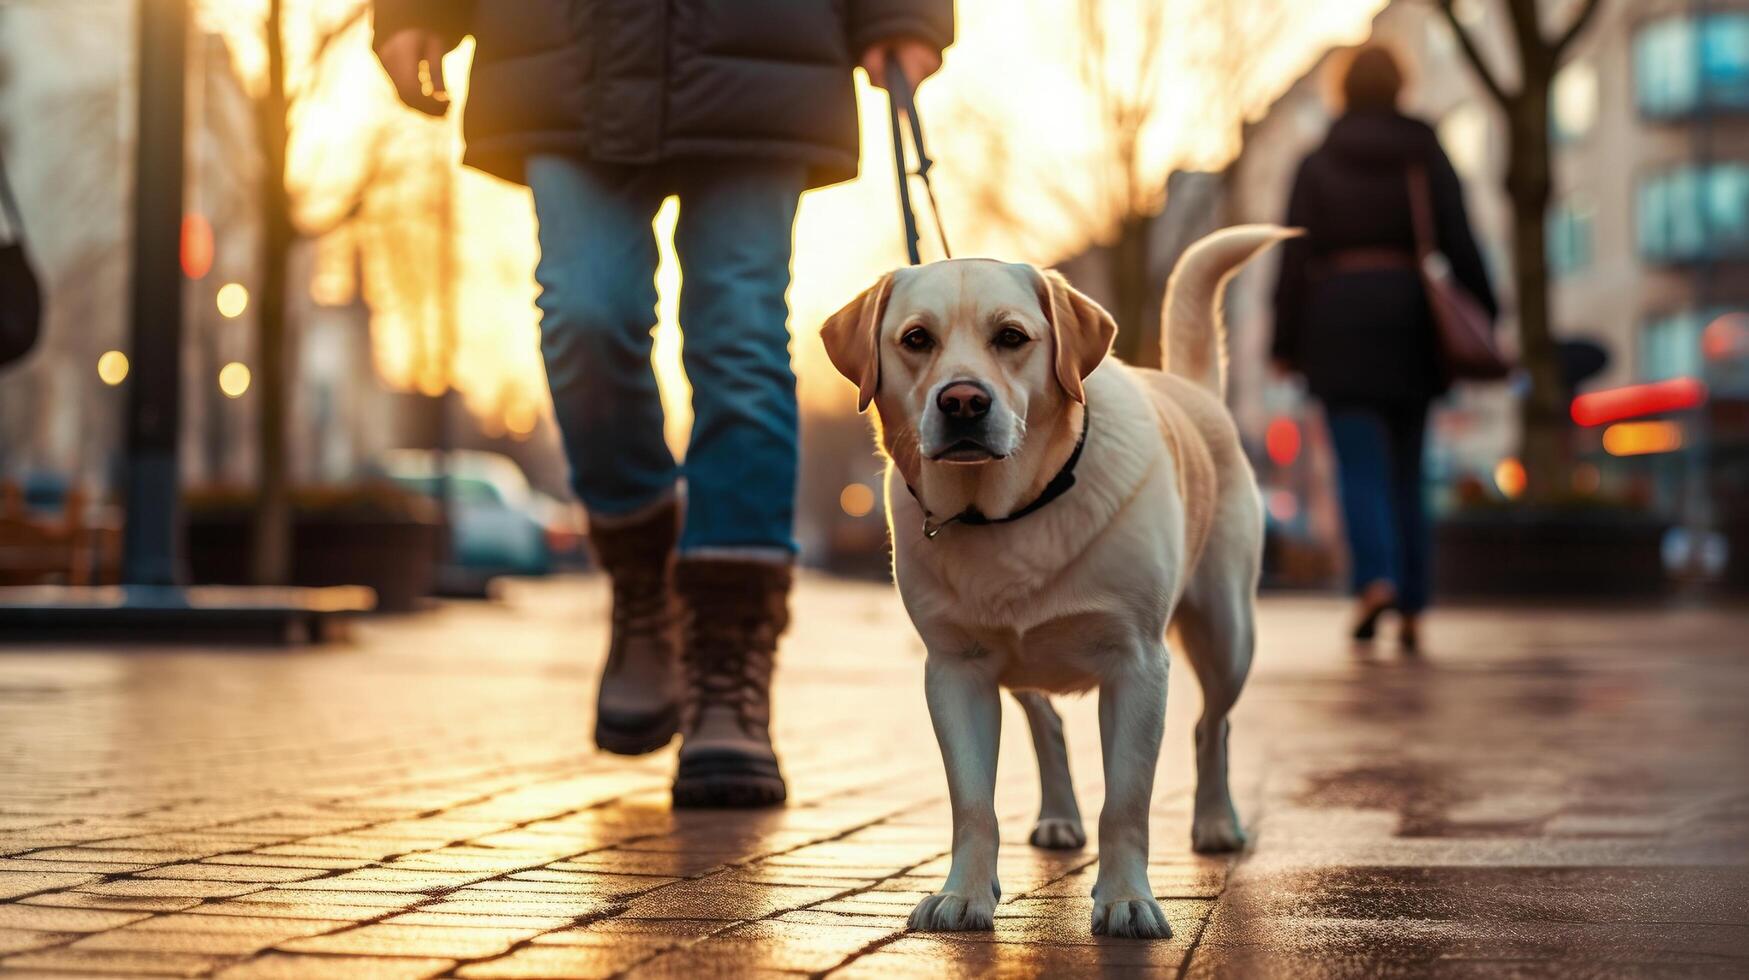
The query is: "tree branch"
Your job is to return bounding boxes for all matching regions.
[1553,0,1607,56]
[1434,0,1511,106]
[287,2,369,108]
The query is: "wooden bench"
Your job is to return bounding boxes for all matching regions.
[0,481,120,586]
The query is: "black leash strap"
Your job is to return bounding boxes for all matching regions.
[882,57,1084,539]
[884,56,950,266]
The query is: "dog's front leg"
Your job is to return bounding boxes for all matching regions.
[1090,645,1172,939]
[909,651,1002,932]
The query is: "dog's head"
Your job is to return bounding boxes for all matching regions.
[822,260,1115,468]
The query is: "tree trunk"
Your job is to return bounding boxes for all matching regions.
[1505,73,1571,502]
[251,0,292,585]
[1108,215,1155,367]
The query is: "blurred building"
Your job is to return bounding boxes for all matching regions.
[0,2,136,488]
[0,6,432,499]
[1158,0,1749,578]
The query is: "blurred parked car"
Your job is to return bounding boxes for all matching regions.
[379,450,584,585]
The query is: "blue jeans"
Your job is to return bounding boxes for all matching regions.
[1326,404,1431,613]
[527,155,805,556]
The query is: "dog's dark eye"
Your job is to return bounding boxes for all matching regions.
[900,327,935,352]
[995,325,1030,349]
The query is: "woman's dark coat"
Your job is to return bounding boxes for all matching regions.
[373,0,955,190]
[1272,109,1498,406]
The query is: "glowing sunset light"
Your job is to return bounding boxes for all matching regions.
[199,0,1386,432]
[504,401,538,437]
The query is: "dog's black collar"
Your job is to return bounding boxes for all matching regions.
[907,410,1090,540]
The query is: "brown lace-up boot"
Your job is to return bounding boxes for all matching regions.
[588,499,683,756]
[671,559,791,807]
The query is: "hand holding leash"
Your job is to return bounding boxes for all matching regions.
[884,55,951,266]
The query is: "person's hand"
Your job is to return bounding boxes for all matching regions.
[860,37,942,94]
[377,29,453,116]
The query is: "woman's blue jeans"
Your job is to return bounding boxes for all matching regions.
[1326,403,1431,613]
[527,155,804,557]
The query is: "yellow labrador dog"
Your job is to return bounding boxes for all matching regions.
[821,226,1295,939]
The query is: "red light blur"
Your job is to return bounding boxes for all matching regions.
[1265,417,1301,467]
[1570,377,1707,427]
[181,214,214,280]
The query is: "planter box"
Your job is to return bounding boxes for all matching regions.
[186,514,442,613]
[1434,511,1670,598]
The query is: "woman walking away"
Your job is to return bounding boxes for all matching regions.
[1271,44,1497,654]
[374,0,952,805]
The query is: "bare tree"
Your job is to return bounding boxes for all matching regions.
[1079,0,1168,366]
[250,0,372,584]
[1435,0,1607,500]
[958,0,1290,368]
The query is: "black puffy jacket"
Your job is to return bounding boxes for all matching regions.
[1271,110,1498,406]
[373,0,954,189]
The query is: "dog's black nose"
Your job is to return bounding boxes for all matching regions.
[937,382,991,420]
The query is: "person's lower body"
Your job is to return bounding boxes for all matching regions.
[1325,402,1430,653]
[528,154,805,805]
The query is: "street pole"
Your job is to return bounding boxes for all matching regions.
[1688,0,1716,569]
[121,0,188,586]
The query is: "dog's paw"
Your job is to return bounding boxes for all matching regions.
[1028,816,1087,850]
[1190,813,1247,854]
[1090,895,1172,939]
[908,887,997,932]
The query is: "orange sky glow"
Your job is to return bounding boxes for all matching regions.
[197,0,1384,450]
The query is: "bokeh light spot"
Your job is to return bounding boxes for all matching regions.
[1265,417,1301,467]
[1493,457,1526,500]
[180,214,214,280]
[1266,489,1298,523]
[1603,421,1683,457]
[840,483,876,518]
[218,361,252,399]
[97,350,129,386]
[505,402,538,437]
[216,282,250,319]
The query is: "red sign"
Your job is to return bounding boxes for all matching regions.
[1570,377,1707,427]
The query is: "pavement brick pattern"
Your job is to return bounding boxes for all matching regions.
[1,577,1745,977]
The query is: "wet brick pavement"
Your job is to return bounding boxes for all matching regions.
[1,576,1745,977]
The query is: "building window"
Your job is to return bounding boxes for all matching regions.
[1548,198,1595,276]
[1634,13,1749,118]
[1552,60,1598,141]
[1640,311,1718,382]
[1637,164,1749,263]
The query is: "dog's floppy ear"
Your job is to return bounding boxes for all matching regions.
[821,272,895,413]
[1036,268,1118,404]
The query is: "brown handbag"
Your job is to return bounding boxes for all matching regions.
[1407,167,1510,382]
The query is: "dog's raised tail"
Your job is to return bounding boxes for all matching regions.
[1161,224,1302,395]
